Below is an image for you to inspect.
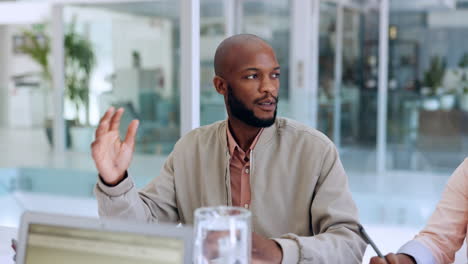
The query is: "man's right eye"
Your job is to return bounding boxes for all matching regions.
[246,74,258,80]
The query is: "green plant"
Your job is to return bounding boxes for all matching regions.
[18,19,95,126]
[459,53,468,68]
[457,54,468,95]
[18,24,51,83]
[457,68,468,95]
[64,19,95,125]
[460,79,468,95]
[423,56,446,96]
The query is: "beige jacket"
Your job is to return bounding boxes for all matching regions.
[95,118,366,263]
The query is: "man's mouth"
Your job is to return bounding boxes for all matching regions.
[256,100,276,111]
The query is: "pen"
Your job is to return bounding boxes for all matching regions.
[358,224,386,260]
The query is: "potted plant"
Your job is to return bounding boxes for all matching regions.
[460,82,468,112]
[440,68,459,111]
[458,53,468,111]
[17,24,65,147]
[19,20,95,151]
[421,56,446,111]
[64,20,95,152]
[439,89,457,110]
[459,53,468,68]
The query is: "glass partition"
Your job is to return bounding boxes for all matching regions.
[200,0,226,126]
[387,5,468,173]
[63,1,181,155]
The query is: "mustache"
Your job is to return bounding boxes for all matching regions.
[254,94,279,104]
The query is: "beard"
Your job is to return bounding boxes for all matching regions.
[227,85,278,128]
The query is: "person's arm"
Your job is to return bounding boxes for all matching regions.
[395,240,435,264]
[401,159,467,264]
[92,107,179,223]
[273,143,366,264]
[370,159,468,264]
[94,150,179,222]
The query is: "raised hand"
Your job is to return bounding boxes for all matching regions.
[91,107,139,186]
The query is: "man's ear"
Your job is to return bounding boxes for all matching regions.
[213,76,227,95]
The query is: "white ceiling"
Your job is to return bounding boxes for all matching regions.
[2,0,468,25]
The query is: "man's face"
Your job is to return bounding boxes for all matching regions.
[227,84,278,127]
[224,48,280,127]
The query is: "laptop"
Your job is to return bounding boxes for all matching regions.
[15,211,193,264]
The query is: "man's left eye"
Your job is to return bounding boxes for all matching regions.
[272,73,280,78]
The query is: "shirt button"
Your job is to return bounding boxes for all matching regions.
[245,168,249,174]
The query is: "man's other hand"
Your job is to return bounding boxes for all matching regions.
[370,253,416,264]
[252,232,283,264]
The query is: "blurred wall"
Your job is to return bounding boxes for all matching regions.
[0,25,7,127]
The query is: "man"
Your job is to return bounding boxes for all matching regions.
[92,34,366,263]
[370,158,468,264]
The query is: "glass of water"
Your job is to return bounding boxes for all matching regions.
[193,206,251,264]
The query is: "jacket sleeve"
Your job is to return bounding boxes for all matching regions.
[94,150,179,223]
[274,143,366,264]
[410,158,468,264]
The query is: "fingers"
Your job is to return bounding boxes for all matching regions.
[370,256,386,264]
[370,253,399,264]
[109,108,125,132]
[99,107,115,124]
[203,231,230,260]
[95,107,115,138]
[385,253,399,264]
[124,119,139,148]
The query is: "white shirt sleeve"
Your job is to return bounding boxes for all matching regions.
[398,240,437,264]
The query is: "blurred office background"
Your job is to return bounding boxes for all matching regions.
[0,0,467,262]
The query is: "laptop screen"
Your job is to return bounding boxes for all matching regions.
[23,223,185,264]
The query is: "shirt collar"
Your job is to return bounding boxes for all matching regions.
[226,124,264,156]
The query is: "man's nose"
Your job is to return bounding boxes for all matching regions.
[259,77,278,95]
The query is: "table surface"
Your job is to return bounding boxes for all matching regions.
[1,225,465,264]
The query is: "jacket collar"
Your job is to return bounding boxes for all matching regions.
[218,119,278,154]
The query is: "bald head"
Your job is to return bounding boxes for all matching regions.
[214,34,275,77]
[212,34,280,128]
